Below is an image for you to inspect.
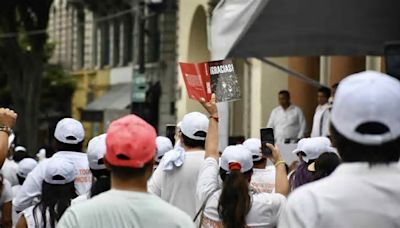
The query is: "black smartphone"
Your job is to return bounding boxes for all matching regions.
[260,128,275,156]
[384,42,400,81]
[166,124,176,146]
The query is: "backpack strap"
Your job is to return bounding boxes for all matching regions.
[193,191,215,223]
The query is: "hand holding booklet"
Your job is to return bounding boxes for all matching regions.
[179,59,241,103]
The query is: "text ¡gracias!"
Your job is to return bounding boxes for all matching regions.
[209,64,234,75]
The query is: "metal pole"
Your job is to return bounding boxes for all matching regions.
[255,56,324,88]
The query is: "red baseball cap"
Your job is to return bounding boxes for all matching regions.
[105,115,157,168]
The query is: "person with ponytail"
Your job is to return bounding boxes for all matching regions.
[16,158,77,228]
[196,94,289,228]
[72,134,110,205]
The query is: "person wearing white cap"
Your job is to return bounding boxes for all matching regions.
[11,158,37,227]
[243,138,276,193]
[2,145,29,187]
[310,86,331,137]
[196,95,288,228]
[13,118,92,213]
[288,137,336,191]
[148,112,209,219]
[280,71,400,228]
[16,158,77,228]
[12,158,38,197]
[155,136,173,165]
[72,134,110,205]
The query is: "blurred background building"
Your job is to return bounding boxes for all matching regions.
[45,0,384,144]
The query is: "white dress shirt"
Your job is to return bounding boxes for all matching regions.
[279,163,400,228]
[310,103,330,137]
[267,105,307,143]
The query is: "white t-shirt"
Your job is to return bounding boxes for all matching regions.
[267,105,307,143]
[310,103,330,137]
[57,189,195,228]
[13,151,92,212]
[2,159,19,186]
[71,193,89,205]
[0,179,13,223]
[250,166,276,193]
[197,158,286,227]
[279,163,400,228]
[148,150,205,218]
[21,205,53,228]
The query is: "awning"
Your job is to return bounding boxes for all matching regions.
[211,0,400,58]
[81,83,131,121]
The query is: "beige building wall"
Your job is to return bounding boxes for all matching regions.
[176,0,210,122]
[248,58,289,138]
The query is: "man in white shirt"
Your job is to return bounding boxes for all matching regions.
[148,112,209,219]
[267,90,306,143]
[13,118,92,212]
[279,71,400,228]
[310,87,331,137]
[58,115,195,228]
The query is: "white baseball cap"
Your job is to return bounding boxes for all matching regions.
[44,158,77,185]
[14,146,27,153]
[302,137,336,163]
[17,158,38,178]
[156,136,173,162]
[180,112,209,140]
[54,118,85,144]
[242,138,262,162]
[331,71,400,145]
[87,134,107,170]
[220,145,253,173]
[292,138,308,154]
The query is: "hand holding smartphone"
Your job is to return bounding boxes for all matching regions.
[260,128,275,156]
[166,125,176,146]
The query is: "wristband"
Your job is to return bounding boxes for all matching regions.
[209,116,219,122]
[274,160,285,167]
[0,126,13,136]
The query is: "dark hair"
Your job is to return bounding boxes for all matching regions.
[110,162,152,179]
[54,139,83,152]
[181,133,206,149]
[13,151,30,163]
[313,153,341,181]
[33,181,77,228]
[331,124,400,165]
[17,174,25,185]
[218,169,252,228]
[290,161,314,190]
[90,169,111,197]
[253,157,267,167]
[318,87,331,98]
[278,90,290,98]
[44,145,56,158]
[332,83,339,89]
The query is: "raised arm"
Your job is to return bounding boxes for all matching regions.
[0,108,17,168]
[200,94,219,161]
[267,144,289,196]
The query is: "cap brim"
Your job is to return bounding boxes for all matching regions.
[308,162,316,172]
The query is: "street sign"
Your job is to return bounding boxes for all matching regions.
[132,71,148,102]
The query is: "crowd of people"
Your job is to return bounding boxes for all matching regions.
[0,70,398,227]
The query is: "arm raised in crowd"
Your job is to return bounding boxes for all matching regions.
[0,108,17,168]
[200,94,219,161]
[267,143,289,196]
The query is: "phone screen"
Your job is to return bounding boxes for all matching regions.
[166,125,176,146]
[385,42,400,81]
[260,128,275,156]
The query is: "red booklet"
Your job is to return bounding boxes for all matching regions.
[179,60,241,102]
